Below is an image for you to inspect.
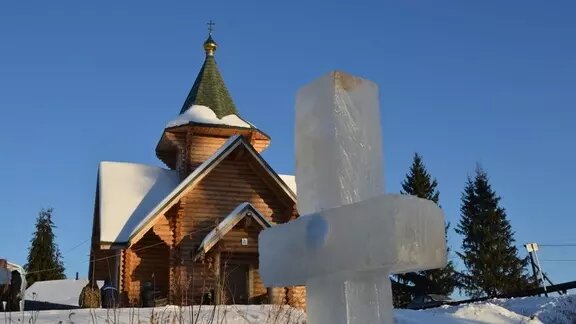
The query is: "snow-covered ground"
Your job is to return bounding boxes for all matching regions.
[3,294,573,323]
[396,295,576,323]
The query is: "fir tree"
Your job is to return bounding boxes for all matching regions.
[392,153,458,307]
[456,166,531,298]
[25,208,66,286]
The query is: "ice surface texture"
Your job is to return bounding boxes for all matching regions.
[307,270,393,324]
[295,71,384,215]
[259,194,447,286]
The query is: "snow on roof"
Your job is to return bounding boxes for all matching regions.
[25,279,103,306]
[196,203,271,259]
[98,161,180,244]
[278,174,297,194]
[6,261,27,295]
[167,105,252,129]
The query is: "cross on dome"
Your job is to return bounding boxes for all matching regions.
[207,20,215,35]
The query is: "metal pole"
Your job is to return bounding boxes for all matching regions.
[533,251,548,297]
[528,251,540,296]
[541,272,561,294]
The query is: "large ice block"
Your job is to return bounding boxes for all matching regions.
[259,70,448,324]
[258,194,447,286]
[295,71,384,215]
[306,269,393,324]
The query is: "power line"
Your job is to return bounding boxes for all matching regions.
[25,222,218,275]
[61,238,90,255]
[23,238,90,274]
[542,259,576,262]
[26,239,170,275]
[538,244,576,247]
[26,239,169,275]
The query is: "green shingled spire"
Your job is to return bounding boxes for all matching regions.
[179,34,239,118]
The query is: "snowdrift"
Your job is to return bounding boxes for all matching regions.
[9,295,576,323]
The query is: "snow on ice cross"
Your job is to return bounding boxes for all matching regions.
[259,71,448,324]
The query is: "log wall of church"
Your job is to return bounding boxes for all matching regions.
[183,134,271,171]
[174,152,295,302]
[122,230,170,305]
[250,138,270,153]
[187,135,228,169]
[152,214,172,246]
[89,247,119,284]
[167,204,183,304]
[251,266,267,301]
[219,218,260,254]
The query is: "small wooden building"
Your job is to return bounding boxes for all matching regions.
[88,34,305,308]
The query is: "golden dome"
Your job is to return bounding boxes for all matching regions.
[203,35,217,56]
[203,20,217,56]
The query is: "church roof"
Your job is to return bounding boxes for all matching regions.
[179,35,239,119]
[96,162,180,245]
[194,202,272,260]
[278,174,297,194]
[94,135,296,248]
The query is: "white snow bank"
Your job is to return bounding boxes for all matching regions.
[8,295,576,323]
[396,303,531,324]
[278,174,297,194]
[98,161,180,243]
[25,279,103,306]
[167,105,251,128]
[491,295,576,323]
[7,305,306,323]
[395,295,576,323]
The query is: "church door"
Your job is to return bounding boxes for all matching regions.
[222,264,249,304]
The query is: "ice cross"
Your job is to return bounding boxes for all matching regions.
[259,71,447,324]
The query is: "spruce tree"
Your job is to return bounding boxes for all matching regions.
[25,208,66,286]
[392,153,457,307]
[456,166,531,298]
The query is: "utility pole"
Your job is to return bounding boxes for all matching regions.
[525,243,548,297]
[526,248,540,296]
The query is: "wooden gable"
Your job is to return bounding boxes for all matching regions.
[176,142,297,259]
[194,203,272,260]
[128,136,296,248]
[169,142,297,303]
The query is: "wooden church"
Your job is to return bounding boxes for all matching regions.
[88,31,305,308]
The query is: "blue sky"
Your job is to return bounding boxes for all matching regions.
[1,1,575,291]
